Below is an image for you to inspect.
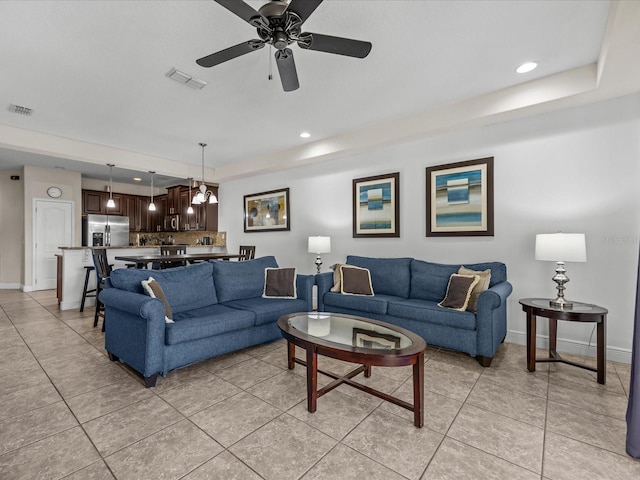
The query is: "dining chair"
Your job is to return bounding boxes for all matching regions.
[157,244,187,269]
[91,248,112,332]
[239,245,256,261]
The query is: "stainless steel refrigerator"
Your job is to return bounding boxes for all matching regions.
[82,215,130,247]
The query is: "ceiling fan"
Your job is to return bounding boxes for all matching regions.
[196,0,372,92]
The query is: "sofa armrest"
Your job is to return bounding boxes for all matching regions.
[475,281,513,359]
[296,274,315,311]
[99,288,167,378]
[315,272,334,312]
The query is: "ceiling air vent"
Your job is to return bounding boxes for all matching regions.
[166,68,207,90]
[9,104,33,116]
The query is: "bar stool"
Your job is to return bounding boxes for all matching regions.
[79,266,96,312]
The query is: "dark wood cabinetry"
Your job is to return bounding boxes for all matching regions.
[82,188,217,232]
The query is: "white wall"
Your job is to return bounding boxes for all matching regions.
[0,169,24,287]
[219,94,640,363]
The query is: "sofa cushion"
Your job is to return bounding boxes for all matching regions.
[459,266,491,312]
[211,256,279,303]
[263,267,297,298]
[223,297,309,326]
[167,304,256,345]
[410,260,459,302]
[141,277,174,322]
[323,292,398,315]
[387,298,477,331]
[346,256,412,298]
[438,274,480,311]
[110,262,217,314]
[330,263,346,292]
[464,262,507,287]
[340,265,374,296]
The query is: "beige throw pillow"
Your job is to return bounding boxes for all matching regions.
[438,274,480,311]
[141,277,174,323]
[459,266,491,312]
[340,265,374,296]
[330,263,345,292]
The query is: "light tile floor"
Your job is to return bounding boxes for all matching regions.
[0,289,638,479]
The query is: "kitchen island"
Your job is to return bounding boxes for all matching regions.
[58,243,228,311]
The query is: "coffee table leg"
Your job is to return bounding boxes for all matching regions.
[364,365,371,378]
[526,310,536,372]
[287,341,295,370]
[413,352,424,428]
[306,347,318,413]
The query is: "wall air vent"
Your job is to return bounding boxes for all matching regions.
[166,68,207,90]
[9,104,33,115]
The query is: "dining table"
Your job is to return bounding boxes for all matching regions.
[114,252,245,269]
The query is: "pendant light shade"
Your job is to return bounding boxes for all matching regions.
[186,177,194,214]
[106,164,116,208]
[148,171,156,211]
[192,143,218,205]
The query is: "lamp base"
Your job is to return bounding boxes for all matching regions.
[550,297,573,309]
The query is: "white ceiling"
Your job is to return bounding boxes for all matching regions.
[0,0,637,186]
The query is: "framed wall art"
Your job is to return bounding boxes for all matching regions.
[426,157,494,237]
[352,328,401,350]
[244,188,290,232]
[352,172,400,238]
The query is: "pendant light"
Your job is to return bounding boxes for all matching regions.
[192,142,218,205]
[186,178,194,214]
[148,171,156,211]
[106,164,116,208]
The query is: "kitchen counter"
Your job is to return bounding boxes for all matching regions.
[57,245,228,311]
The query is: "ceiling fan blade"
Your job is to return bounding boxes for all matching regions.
[213,0,268,28]
[275,48,299,92]
[300,33,372,58]
[196,40,265,68]
[287,0,323,23]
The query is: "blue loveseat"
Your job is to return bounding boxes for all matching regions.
[100,256,314,386]
[316,255,512,366]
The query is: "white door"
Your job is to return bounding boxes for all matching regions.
[34,200,73,291]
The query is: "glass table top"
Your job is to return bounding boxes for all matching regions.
[288,313,413,351]
[529,299,595,311]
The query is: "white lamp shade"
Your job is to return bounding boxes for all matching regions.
[308,236,331,254]
[148,202,156,212]
[106,198,115,208]
[535,233,587,262]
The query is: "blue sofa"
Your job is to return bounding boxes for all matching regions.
[100,256,314,387]
[316,255,512,366]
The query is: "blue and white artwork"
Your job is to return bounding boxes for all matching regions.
[357,180,394,232]
[434,168,483,228]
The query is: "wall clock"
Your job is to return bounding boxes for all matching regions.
[47,186,62,198]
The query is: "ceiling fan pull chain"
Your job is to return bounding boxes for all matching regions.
[268,45,273,80]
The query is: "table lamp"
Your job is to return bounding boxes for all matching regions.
[535,233,586,309]
[308,236,331,274]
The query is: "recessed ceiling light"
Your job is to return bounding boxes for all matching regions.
[516,62,538,74]
[133,177,142,182]
[300,132,311,138]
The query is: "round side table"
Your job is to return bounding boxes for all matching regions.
[519,298,608,384]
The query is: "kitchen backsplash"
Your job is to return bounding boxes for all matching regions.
[129,231,226,247]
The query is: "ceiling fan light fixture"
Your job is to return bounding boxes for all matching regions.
[516,62,538,74]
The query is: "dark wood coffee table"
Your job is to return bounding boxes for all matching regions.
[277,312,427,427]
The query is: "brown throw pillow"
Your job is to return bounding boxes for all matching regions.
[438,274,480,311]
[340,265,374,296]
[459,266,491,312]
[141,277,174,323]
[263,267,297,298]
[330,263,346,292]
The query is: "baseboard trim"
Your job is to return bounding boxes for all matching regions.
[506,330,631,365]
[21,284,34,292]
[0,283,21,289]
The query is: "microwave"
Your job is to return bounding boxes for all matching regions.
[163,214,180,231]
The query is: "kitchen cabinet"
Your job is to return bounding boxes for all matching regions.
[205,187,219,231]
[167,186,181,215]
[82,190,125,216]
[126,195,152,232]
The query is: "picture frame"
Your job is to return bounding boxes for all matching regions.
[243,188,290,232]
[352,328,401,350]
[352,172,400,238]
[426,157,494,237]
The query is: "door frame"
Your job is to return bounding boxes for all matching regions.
[32,198,75,292]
